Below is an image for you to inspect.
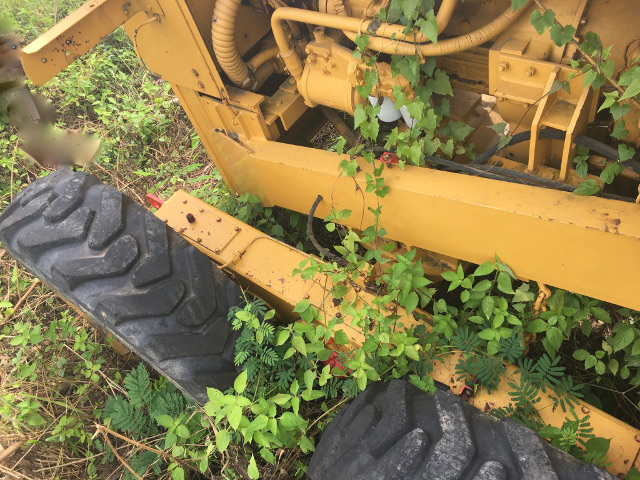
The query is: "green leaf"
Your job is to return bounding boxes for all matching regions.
[334,329,349,346]
[431,69,453,96]
[474,262,495,277]
[528,318,549,333]
[276,330,290,346]
[234,370,248,394]
[511,0,528,10]
[545,326,563,353]
[591,306,611,323]
[172,467,185,480]
[216,430,231,452]
[404,291,419,313]
[618,144,636,163]
[155,414,173,428]
[530,9,555,34]
[549,24,575,47]
[416,11,438,45]
[621,78,640,101]
[585,354,597,369]
[573,349,590,361]
[572,179,599,196]
[478,329,495,340]
[613,324,635,352]
[497,272,514,294]
[482,296,495,319]
[292,335,307,356]
[248,454,259,479]
[175,424,189,438]
[227,405,243,429]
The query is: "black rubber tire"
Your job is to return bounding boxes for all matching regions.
[0,168,242,404]
[308,379,616,480]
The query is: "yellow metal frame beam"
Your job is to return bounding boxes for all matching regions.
[157,189,640,477]
[21,0,164,85]
[196,131,640,311]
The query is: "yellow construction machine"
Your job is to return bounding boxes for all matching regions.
[2,0,640,478]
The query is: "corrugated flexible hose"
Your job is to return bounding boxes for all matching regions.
[212,0,252,88]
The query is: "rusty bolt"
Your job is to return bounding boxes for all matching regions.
[304,294,310,299]
[234,226,241,232]
[635,434,640,442]
[580,16,587,26]
[196,237,202,243]
[191,68,199,77]
[186,213,196,223]
[198,81,205,89]
[41,58,47,63]
[216,217,222,222]
[581,406,589,414]
[525,66,536,77]
[335,312,342,318]
[199,208,204,213]
[498,62,509,72]
[182,199,188,204]
[214,248,220,253]
[65,39,72,45]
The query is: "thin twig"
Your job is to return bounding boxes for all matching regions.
[97,428,143,480]
[95,424,192,470]
[1,279,40,325]
[0,443,22,465]
[0,463,37,480]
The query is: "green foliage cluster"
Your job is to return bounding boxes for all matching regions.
[102,365,214,480]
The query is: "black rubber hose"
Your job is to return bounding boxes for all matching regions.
[307,195,346,264]
[470,128,620,165]
[424,154,633,202]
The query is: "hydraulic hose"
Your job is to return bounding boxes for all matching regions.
[320,106,359,148]
[424,153,632,202]
[212,0,252,88]
[272,1,531,81]
[341,0,532,56]
[470,128,621,165]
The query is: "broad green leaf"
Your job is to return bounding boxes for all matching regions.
[621,78,640,101]
[292,335,307,355]
[248,455,259,479]
[482,296,495,319]
[227,405,243,429]
[404,291,420,313]
[613,324,635,352]
[334,329,349,345]
[474,262,495,276]
[530,9,555,34]
[234,370,248,394]
[549,24,575,46]
[497,272,514,294]
[618,144,636,163]
[155,414,173,428]
[585,354,597,369]
[216,430,231,452]
[172,467,185,480]
[416,11,438,45]
[528,318,549,333]
[572,179,599,196]
[175,424,190,438]
[511,0,528,10]
[572,349,589,361]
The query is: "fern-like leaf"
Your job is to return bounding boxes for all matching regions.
[124,364,152,408]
